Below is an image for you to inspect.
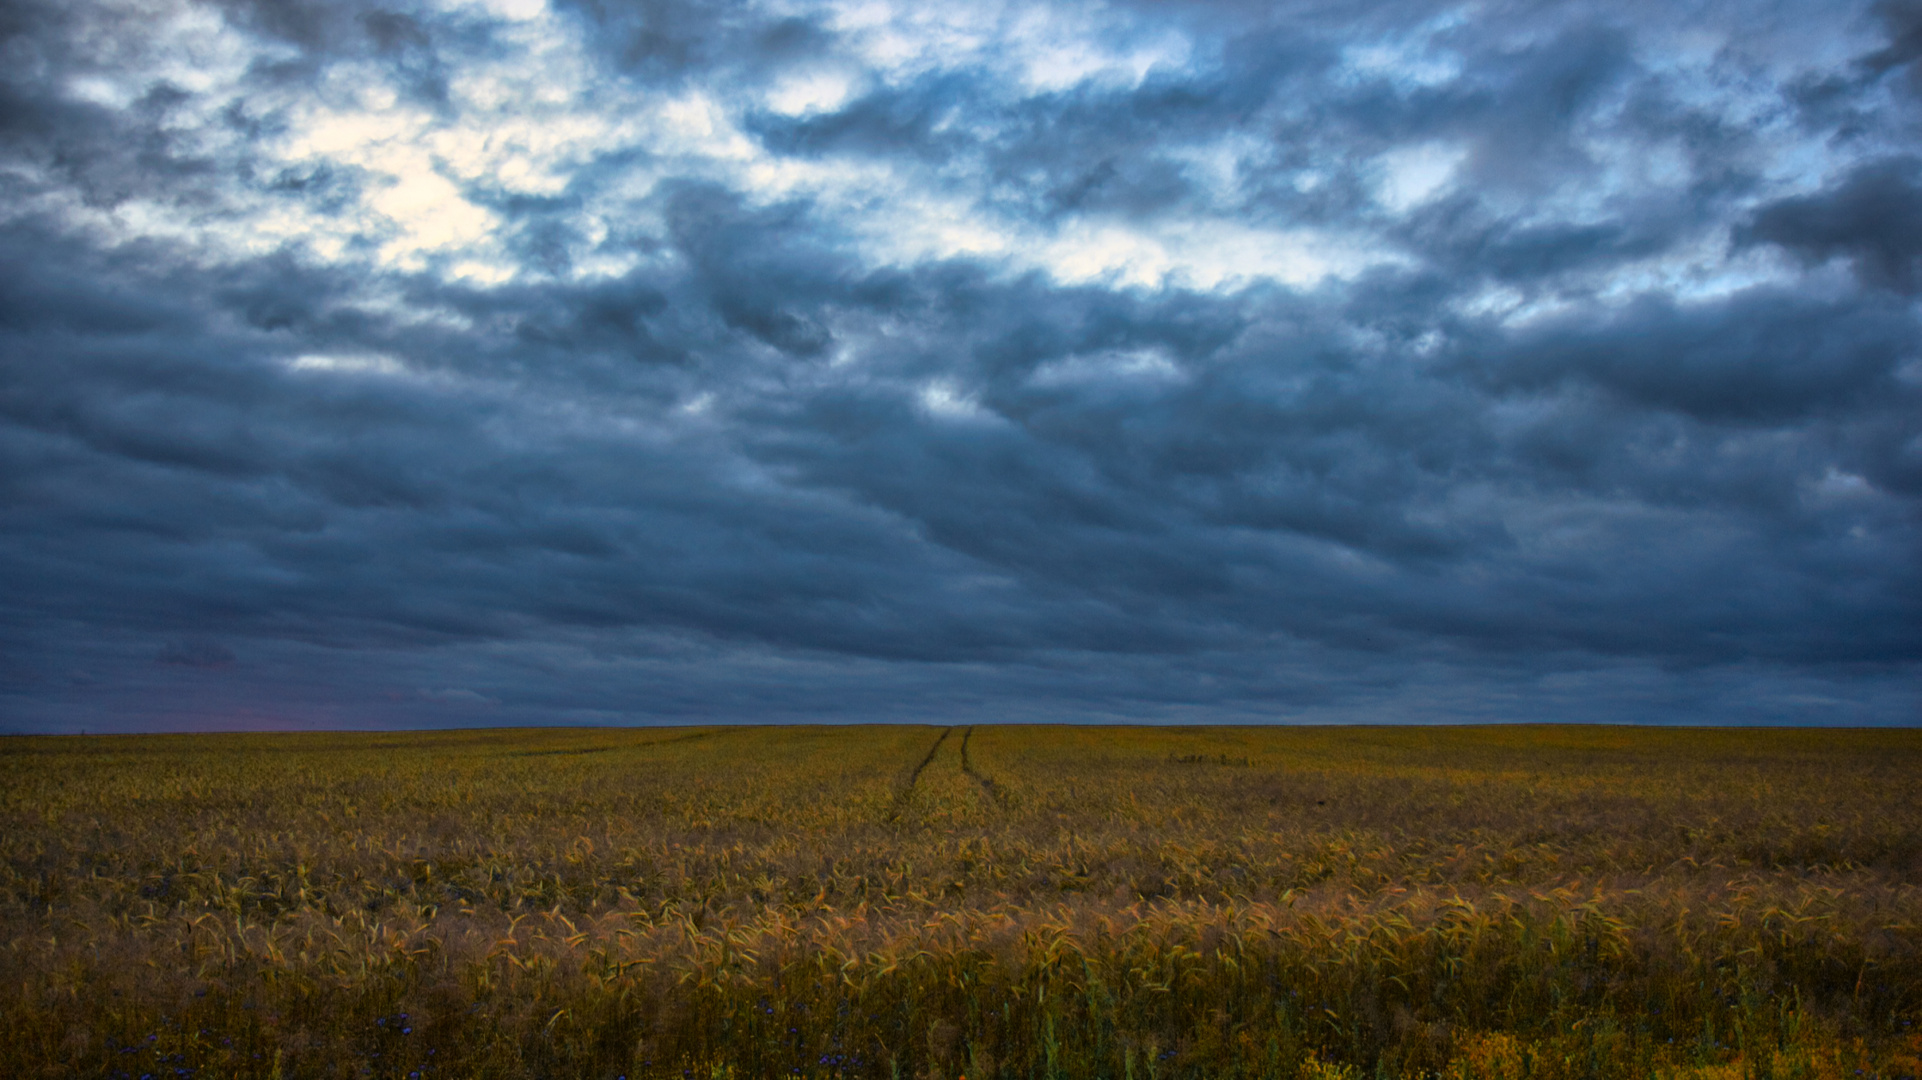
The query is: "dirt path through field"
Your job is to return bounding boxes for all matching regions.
[887,726,953,821]
[959,725,1007,806]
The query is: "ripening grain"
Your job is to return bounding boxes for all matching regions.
[3,725,1919,1079]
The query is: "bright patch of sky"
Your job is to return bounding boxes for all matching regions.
[821,0,1188,88]
[1339,12,1467,89]
[1375,143,1467,212]
[287,352,409,376]
[12,0,1890,302]
[918,379,995,421]
[1039,219,1387,290]
[766,68,861,116]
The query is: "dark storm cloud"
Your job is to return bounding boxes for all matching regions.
[1741,156,1922,293]
[1,0,1917,730]
[1863,0,1922,92]
[1466,288,1919,424]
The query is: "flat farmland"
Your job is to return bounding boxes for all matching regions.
[3,725,1920,1079]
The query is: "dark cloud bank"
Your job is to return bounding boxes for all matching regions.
[2,0,1918,731]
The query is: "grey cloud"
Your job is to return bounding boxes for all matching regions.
[211,0,466,73]
[1863,0,1922,90]
[1466,289,1919,423]
[1,0,1917,731]
[210,0,370,50]
[745,74,977,163]
[1740,156,1922,293]
[554,0,831,85]
[663,183,848,357]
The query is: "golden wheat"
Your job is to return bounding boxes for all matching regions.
[2,724,1918,1079]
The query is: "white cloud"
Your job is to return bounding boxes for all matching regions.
[767,69,859,116]
[287,352,408,375]
[919,379,996,422]
[1339,16,1466,90]
[1038,218,1390,291]
[453,0,548,21]
[1376,143,1466,212]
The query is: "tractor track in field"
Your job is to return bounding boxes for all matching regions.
[887,726,953,822]
[959,726,1008,807]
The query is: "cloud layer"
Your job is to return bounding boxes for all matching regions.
[3,0,1918,730]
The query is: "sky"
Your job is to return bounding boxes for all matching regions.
[1,0,1919,732]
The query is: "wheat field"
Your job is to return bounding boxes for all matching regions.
[3,724,1919,1079]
